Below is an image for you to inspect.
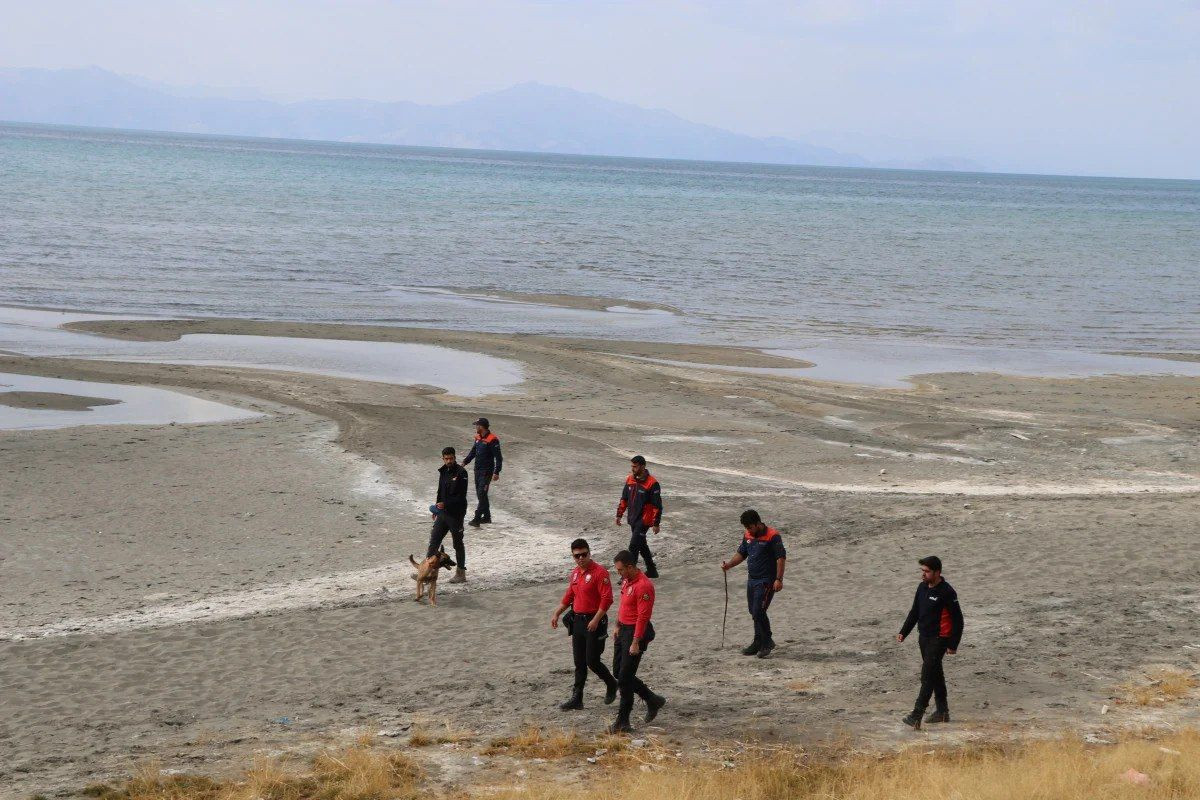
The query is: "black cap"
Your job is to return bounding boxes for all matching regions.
[630,455,646,465]
[473,417,489,428]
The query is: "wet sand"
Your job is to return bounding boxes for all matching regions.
[1,318,1198,795]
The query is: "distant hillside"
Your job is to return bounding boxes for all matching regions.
[0,67,869,167]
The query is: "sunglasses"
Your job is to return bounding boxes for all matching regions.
[572,552,590,559]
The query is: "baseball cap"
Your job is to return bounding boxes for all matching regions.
[473,417,490,427]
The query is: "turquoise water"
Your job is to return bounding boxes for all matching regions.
[1,122,1197,353]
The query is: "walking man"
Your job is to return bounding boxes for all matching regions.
[721,509,786,658]
[896,555,964,729]
[464,417,502,528]
[615,456,661,578]
[427,446,469,583]
[608,550,666,733]
[551,538,619,710]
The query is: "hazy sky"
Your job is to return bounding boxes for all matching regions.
[3,0,1198,177]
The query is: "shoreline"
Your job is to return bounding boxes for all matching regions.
[2,313,1199,794]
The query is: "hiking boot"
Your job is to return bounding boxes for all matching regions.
[560,691,584,711]
[645,565,659,579]
[924,709,950,724]
[756,641,776,659]
[741,640,761,656]
[902,711,923,730]
[607,719,633,735]
[467,518,482,528]
[644,694,666,723]
[448,568,466,584]
[480,518,492,525]
[604,683,619,705]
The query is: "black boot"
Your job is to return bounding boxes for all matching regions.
[756,640,776,659]
[741,639,761,656]
[924,708,950,724]
[560,689,584,711]
[607,717,633,734]
[644,693,666,723]
[902,709,924,730]
[467,517,482,528]
[644,561,659,579]
[604,682,618,705]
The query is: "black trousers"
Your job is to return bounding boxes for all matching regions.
[570,612,616,692]
[915,635,950,711]
[426,512,466,570]
[472,472,492,522]
[612,623,655,721]
[627,520,657,573]
[747,579,776,646]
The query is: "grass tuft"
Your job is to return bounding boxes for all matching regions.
[81,745,421,800]
[1118,667,1198,707]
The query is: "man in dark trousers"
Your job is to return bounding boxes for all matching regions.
[721,509,786,658]
[896,555,964,729]
[614,456,661,578]
[608,550,666,733]
[550,538,619,710]
[463,417,502,528]
[427,446,469,583]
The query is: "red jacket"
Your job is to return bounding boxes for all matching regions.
[560,560,614,615]
[616,473,663,527]
[617,570,656,641]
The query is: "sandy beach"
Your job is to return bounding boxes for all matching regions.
[2,315,1198,796]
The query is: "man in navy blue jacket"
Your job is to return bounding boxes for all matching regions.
[721,509,786,658]
[896,555,964,729]
[464,417,502,527]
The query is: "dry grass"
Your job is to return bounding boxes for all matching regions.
[483,725,628,759]
[70,728,1200,800]
[493,729,1200,800]
[406,721,475,747]
[1118,667,1198,707]
[79,744,421,800]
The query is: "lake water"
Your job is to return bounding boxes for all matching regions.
[1,122,1196,367]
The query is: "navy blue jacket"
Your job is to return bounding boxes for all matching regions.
[900,579,964,649]
[736,526,786,582]
[463,431,502,475]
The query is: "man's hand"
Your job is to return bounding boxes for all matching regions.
[947,648,957,655]
[721,560,730,571]
[773,578,783,592]
[436,502,444,510]
[551,613,560,630]
[652,524,660,534]
[587,616,600,633]
[615,516,624,526]
[629,639,641,656]
[491,473,500,483]
[895,633,905,642]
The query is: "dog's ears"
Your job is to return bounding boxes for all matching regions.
[442,557,457,569]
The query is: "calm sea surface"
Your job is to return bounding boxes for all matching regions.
[2,122,1197,354]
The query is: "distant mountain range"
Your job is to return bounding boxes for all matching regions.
[0,67,985,171]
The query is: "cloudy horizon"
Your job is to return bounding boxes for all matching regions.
[2,0,1197,179]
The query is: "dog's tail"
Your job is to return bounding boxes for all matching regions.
[409,554,419,567]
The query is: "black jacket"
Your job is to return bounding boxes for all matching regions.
[900,579,964,649]
[437,463,469,517]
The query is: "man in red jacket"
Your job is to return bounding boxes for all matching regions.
[615,456,662,578]
[608,550,666,734]
[551,538,619,710]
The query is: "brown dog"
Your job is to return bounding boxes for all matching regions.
[409,547,456,606]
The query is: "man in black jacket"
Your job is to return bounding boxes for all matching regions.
[427,446,469,583]
[896,555,964,728]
